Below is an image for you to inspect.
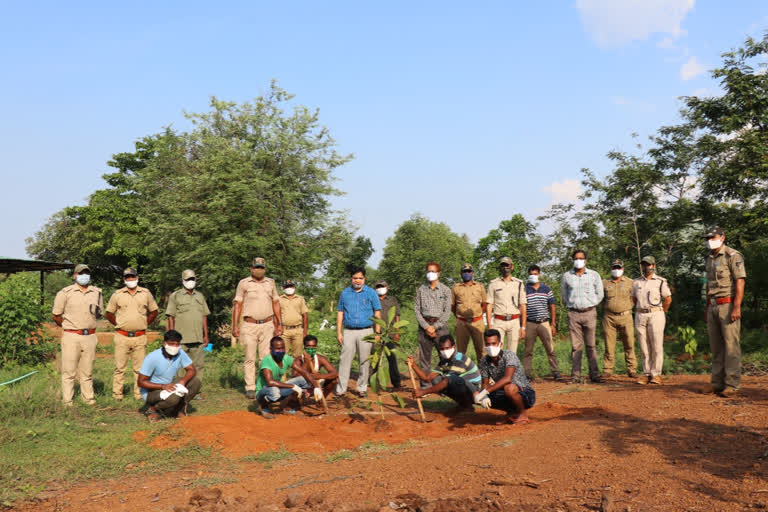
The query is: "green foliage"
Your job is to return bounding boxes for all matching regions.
[678,326,698,357]
[0,273,54,367]
[473,214,544,283]
[364,306,409,418]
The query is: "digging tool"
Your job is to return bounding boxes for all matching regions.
[320,393,329,415]
[407,359,428,423]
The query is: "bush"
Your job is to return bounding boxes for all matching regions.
[0,273,55,367]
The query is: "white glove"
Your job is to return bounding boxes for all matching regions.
[174,383,189,396]
[480,397,491,409]
[159,390,172,400]
[474,389,489,404]
[317,378,326,386]
[292,384,303,395]
[313,387,324,401]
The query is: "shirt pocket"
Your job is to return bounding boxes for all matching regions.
[605,286,616,300]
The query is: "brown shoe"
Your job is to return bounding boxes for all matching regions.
[718,387,739,397]
[636,375,649,385]
[649,376,662,385]
[600,372,614,380]
[627,371,638,378]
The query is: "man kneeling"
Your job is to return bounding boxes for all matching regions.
[138,329,201,422]
[408,334,482,412]
[256,336,321,419]
[476,329,535,425]
[296,335,339,399]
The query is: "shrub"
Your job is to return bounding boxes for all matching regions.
[0,273,54,367]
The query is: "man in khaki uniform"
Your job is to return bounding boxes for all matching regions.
[601,259,638,379]
[486,256,527,352]
[52,264,104,406]
[232,257,283,399]
[452,263,487,361]
[631,256,671,385]
[279,279,308,357]
[166,269,210,381]
[704,226,746,397]
[106,267,159,400]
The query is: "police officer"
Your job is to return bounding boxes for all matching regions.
[166,269,210,381]
[106,267,159,400]
[452,263,488,362]
[601,259,638,379]
[52,264,104,406]
[279,279,308,358]
[232,257,283,399]
[704,226,746,397]
[631,256,671,385]
[486,256,527,352]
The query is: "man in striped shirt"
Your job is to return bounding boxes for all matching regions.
[561,249,604,384]
[522,265,562,381]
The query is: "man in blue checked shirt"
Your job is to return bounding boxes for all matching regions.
[335,267,382,397]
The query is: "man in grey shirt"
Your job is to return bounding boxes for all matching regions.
[414,261,452,372]
[561,249,604,384]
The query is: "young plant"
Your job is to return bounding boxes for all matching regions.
[362,306,409,419]
[678,326,697,358]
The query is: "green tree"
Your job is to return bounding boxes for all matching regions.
[378,214,472,300]
[0,273,53,367]
[473,214,543,283]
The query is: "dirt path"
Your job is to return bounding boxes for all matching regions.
[13,375,768,511]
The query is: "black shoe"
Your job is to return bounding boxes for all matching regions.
[590,376,603,384]
[526,375,536,383]
[567,377,581,385]
[245,390,256,400]
[551,371,562,381]
[333,392,345,400]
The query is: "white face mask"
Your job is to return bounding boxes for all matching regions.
[439,348,455,360]
[707,238,723,250]
[485,345,501,358]
[426,271,439,282]
[164,344,180,356]
[125,279,139,289]
[183,279,196,290]
[75,274,91,286]
[376,287,387,296]
[284,287,296,296]
[573,259,586,269]
[611,269,623,278]
[527,274,539,284]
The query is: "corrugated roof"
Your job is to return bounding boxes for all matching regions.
[0,258,75,273]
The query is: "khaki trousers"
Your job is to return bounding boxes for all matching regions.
[113,333,147,400]
[602,312,637,374]
[455,319,485,362]
[493,318,521,352]
[635,311,665,377]
[61,332,98,405]
[707,302,741,390]
[176,343,205,381]
[568,309,599,379]
[242,321,274,392]
[282,327,304,357]
[523,321,560,377]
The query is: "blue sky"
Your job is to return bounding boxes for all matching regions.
[1,1,766,265]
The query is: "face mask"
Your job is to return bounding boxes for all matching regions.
[183,279,196,290]
[461,272,473,282]
[707,238,723,250]
[426,271,438,282]
[439,348,455,360]
[271,350,286,362]
[573,259,586,270]
[643,266,655,277]
[485,345,501,358]
[284,287,295,296]
[351,282,363,290]
[305,347,317,357]
[376,287,387,296]
[501,266,512,276]
[75,274,91,286]
[164,344,180,356]
[125,279,139,289]
[611,269,623,278]
[252,268,266,278]
[527,274,539,284]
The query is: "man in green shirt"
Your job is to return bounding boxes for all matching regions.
[255,337,322,419]
[166,269,211,384]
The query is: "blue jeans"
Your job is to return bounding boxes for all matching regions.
[489,385,536,412]
[255,377,308,403]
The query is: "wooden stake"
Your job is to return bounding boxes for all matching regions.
[407,360,427,423]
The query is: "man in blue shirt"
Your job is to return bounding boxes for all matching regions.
[335,267,382,397]
[138,330,200,422]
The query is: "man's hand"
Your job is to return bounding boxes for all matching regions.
[550,323,557,337]
[731,305,742,322]
[274,324,283,336]
[336,332,344,344]
[393,333,401,342]
[291,384,303,395]
[232,326,240,338]
[473,389,489,404]
[480,397,491,409]
[162,383,177,392]
[407,355,415,367]
[313,387,324,401]
[412,388,425,399]
[425,325,437,338]
[520,326,526,339]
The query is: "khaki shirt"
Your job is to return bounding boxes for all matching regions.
[234,276,279,320]
[279,294,308,327]
[706,245,746,299]
[487,277,527,315]
[52,284,104,330]
[631,275,671,310]
[166,289,210,344]
[451,281,487,319]
[106,287,159,331]
[602,276,634,313]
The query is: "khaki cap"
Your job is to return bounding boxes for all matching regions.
[375,280,388,288]
[499,256,513,265]
[74,264,90,274]
[641,256,656,265]
[182,269,196,280]
[610,259,624,268]
[251,257,266,268]
[283,279,296,288]
[703,225,724,238]
[123,267,138,276]
[461,263,473,272]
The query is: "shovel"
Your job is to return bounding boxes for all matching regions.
[407,360,430,423]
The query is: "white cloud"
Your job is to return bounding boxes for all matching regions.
[680,56,707,80]
[543,179,581,204]
[576,0,694,47]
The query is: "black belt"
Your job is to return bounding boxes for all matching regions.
[344,325,372,330]
[527,319,550,324]
[568,306,595,313]
[423,316,439,324]
[284,324,302,330]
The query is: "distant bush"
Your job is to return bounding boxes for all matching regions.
[0,273,54,367]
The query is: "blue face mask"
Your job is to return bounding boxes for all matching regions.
[271,350,286,362]
[461,272,473,282]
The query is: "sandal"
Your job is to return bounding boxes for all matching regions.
[145,411,162,423]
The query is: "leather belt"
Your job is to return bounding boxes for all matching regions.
[527,319,550,324]
[494,314,520,321]
[117,329,146,337]
[64,328,95,335]
[423,316,439,324]
[715,297,732,305]
[458,315,483,323]
[284,324,302,330]
[243,315,273,324]
[636,307,663,314]
[344,325,372,330]
[568,306,595,313]
[607,310,632,316]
